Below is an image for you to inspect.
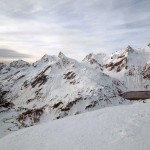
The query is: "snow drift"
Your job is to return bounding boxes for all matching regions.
[0,101,150,150]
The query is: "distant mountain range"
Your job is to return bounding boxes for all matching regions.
[0,43,150,138]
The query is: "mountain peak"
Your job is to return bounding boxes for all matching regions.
[41,54,59,63]
[124,45,134,53]
[10,59,30,68]
[58,51,66,58]
[42,54,49,58]
[83,53,94,61]
[41,54,51,62]
[148,43,150,47]
[126,45,132,50]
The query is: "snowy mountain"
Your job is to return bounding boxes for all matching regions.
[0,43,150,138]
[0,101,150,150]
[83,44,150,90]
[0,52,129,137]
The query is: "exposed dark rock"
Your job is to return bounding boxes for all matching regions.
[84,53,92,60]
[55,112,68,120]
[116,66,121,72]
[83,53,103,70]
[106,57,127,72]
[0,89,14,109]
[64,71,79,85]
[113,80,120,86]
[26,99,35,104]
[0,63,7,72]
[35,89,43,98]
[64,71,76,80]
[31,66,51,88]
[31,74,48,88]
[128,69,135,76]
[89,58,102,68]
[14,71,20,75]
[41,55,49,62]
[53,102,63,109]
[141,64,150,80]
[0,90,8,104]
[118,54,125,59]
[26,89,43,104]
[17,107,45,127]
[61,101,76,111]
[22,80,30,88]
[38,65,51,76]
[17,75,25,80]
[0,102,14,109]
[61,97,82,112]
[58,51,66,58]
[85,101,97,110]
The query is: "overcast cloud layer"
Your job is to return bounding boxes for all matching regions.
[0,49,31,58]
[0,0,150,62]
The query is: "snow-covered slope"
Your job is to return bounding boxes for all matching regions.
[0,100,150,150]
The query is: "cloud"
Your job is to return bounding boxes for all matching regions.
[0,49,31,58]
[0,0,149,61]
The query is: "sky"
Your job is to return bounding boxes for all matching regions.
[0,0,150,62]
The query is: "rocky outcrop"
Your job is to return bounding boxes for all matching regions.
[105,57,127,72]
[0,89,14,110]
[31,66,51,88]
[17,107,45,127]
[141,63,150,80]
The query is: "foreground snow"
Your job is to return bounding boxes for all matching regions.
[0,101,150,150]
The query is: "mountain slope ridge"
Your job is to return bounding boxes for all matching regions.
[0,44,149,137]
[0,51,129,136]
[83,43,150,90]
